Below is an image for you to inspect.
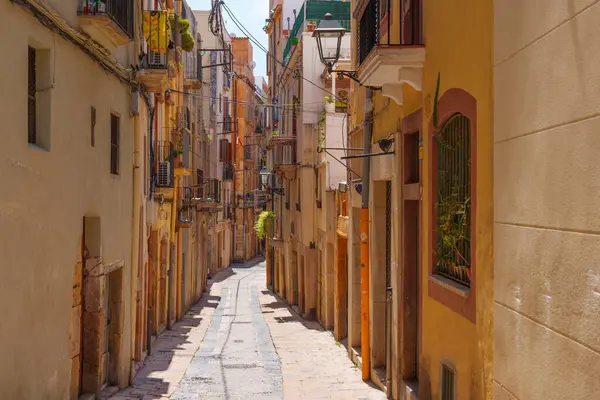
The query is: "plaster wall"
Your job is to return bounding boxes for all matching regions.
[301,34,350,125]
[324,113,348,190]
[0,2,134,396]
[494,2,600,399]
[401,0,494,395]
[347,0,494,397]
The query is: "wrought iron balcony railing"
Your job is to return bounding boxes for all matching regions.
[223,116,233,133]
[357,0,423,66]
[78,0,134,39]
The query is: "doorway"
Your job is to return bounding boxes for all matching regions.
[291,251,299,305]
[402,126,422,382]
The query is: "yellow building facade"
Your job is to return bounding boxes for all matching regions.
[348,0,493,398]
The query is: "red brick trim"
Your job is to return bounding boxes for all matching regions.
[428,88,477,324]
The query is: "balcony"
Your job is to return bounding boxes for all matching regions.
[223,116,233,134]
[184,49,202,88]
[171,126,191,177]
[177,187,194,229]
[191,179,222,211]
[283,1,351,66]
[244,136,257,166]
[271,138,297,179]
[223,164,234,181]
[177,106,191,132]
[77,0,134,51]
[138,11,170,92]
[356,0,424,105]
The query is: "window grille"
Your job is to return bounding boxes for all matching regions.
[435,114,471,286]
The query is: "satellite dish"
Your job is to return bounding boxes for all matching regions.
[230,33,237,38]
[250,61,257,70]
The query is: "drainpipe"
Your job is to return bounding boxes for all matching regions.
[360,88,373,381]
[146,104,156,357]
[232,75,238,262]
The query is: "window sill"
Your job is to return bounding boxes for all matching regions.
[428,273,475,323]
[428,274,469,298]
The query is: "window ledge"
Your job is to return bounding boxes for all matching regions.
[428,274,469,298]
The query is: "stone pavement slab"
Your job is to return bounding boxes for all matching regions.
[110,259,383,400]
[259,282,386,400]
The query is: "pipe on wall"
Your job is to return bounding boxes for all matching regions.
[360,88,373,381]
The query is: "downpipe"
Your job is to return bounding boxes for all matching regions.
[361,88,373,381]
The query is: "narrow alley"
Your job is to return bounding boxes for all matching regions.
[110,259,384,400]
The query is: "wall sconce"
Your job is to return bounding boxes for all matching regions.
[377,138,394,153]
[355,183,363,194]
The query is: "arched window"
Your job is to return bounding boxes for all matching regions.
[435,113,471,287]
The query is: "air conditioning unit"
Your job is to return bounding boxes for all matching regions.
[158,161,171,186]
[148,50,166,67]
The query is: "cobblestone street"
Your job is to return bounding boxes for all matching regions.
[110,259,384,400]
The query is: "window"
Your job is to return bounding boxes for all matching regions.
[28,46,36,144]
[196,169,204,198]
[110,114,120,175]
[219,139,231,162]
[27,44,51,149]
[441,364,456,400]
[91,106,96,147]
[435,114,471,286]
[296,177,301,211]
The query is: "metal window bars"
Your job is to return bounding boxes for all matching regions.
[435,114,471,287]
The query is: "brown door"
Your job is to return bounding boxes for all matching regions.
[402,122,422,381]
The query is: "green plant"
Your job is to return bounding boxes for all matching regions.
[168,16,195,52]
[254,211,275,239]
[324,95,334,104]
[181,31,195,52]
[436,191,470,267]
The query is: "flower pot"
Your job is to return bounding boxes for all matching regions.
[325,102,335,113]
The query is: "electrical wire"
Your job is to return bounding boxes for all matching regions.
[219,1,347,104]
[169,88,329,114]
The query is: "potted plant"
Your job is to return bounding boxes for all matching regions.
[324,95,335,113]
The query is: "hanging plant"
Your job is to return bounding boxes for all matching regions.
[181,31,195,52]
[168,16,195,52]
[254,211,275,239]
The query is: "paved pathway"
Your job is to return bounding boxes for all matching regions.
[110,259,384,400]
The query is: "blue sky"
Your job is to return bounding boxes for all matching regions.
[189,0,270,78]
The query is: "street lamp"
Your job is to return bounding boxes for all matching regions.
[259,168,271,191]
[312,13,346,71]
[312,13,363,85]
